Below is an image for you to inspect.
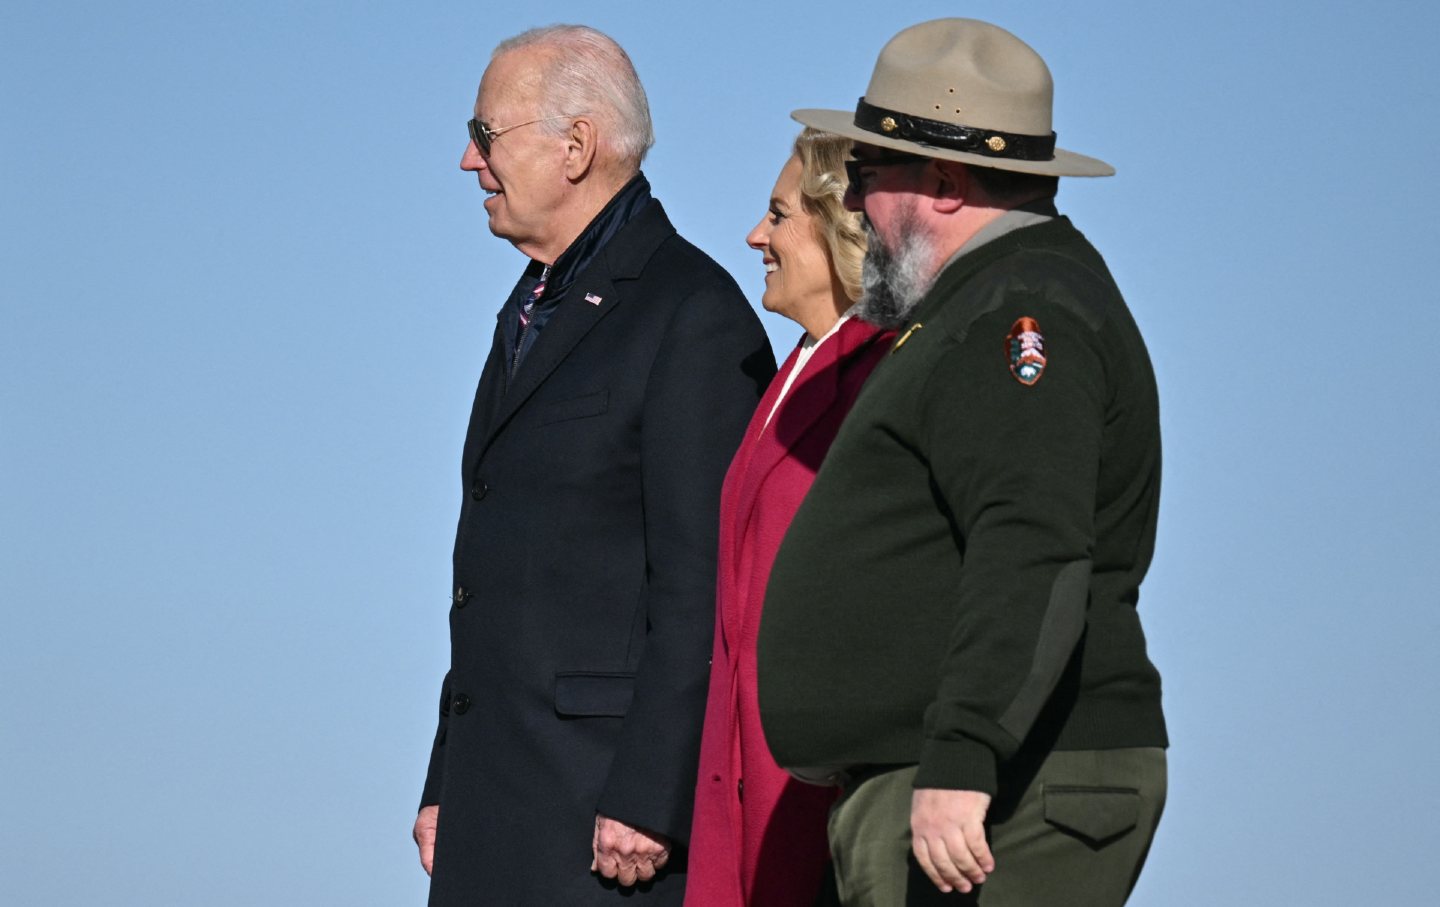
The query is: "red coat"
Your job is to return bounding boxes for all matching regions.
[685,317,891,906]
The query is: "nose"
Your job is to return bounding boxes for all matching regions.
[746,216,769,251]
[842,181,864,213]
[460,139,486,172]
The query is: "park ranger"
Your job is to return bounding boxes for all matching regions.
[758,18,1168,906]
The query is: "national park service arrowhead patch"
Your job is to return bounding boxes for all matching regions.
[1006,317,1046,386]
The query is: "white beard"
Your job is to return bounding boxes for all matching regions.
[853,203,936,330]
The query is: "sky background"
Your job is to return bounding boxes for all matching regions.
[2,0,1437,904]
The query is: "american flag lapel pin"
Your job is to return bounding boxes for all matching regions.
[584,292,603,306]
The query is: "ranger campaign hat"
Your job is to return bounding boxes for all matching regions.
[793,18,1114,177]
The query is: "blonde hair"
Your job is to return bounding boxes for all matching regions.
[792,128,866,303]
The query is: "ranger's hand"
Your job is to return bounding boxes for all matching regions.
[911,788,995,894]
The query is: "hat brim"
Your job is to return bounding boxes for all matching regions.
[792,108,1114,178]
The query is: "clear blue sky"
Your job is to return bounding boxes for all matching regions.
[3,1,1436,904]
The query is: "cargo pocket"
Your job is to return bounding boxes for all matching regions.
[1042,785,1140,847]
[553,671,635,717]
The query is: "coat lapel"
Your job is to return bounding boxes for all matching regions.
[474,277,621,459]
[737,321,869,526]
[730,318,886,561]
[461,318,510,480]
[715,337,803,651]
[467,200,676,467]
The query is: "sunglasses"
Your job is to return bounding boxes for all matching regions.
[467,115,574,156]
[844,154,926,195]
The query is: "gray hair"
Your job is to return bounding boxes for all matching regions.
[854,202,936,330]
[494,25,654,170]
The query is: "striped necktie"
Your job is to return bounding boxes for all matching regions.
[511,266,549,376]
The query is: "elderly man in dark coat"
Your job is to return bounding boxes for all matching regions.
[412,24,774,906]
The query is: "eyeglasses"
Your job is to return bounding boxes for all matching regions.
[844,154,925,195]
[467,115,573,156]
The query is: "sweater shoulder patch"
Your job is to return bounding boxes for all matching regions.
[1006,317,1047,386]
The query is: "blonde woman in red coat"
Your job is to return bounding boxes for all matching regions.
[685,129,892,906]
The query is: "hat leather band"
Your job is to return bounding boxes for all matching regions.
[854,98,1056,161]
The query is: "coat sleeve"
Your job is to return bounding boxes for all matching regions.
[914,294,1106,796]
[593,280,774,842]
[418,670,451,809]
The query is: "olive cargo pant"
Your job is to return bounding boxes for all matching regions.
[826,749,1166,906]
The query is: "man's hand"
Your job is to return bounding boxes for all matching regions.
[413,805,439,876]
[911,788,995,894]
[590,813,671,886]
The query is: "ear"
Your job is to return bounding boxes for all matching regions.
[930,160,970,214]
[564,117,598,181]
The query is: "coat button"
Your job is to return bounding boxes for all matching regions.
[451,693,471,715]
[453,585,470,608]
[469,481,488,501]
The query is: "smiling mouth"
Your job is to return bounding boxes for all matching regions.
[764,261,778,273]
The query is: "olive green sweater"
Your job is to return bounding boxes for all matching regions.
[757,215,1167,796]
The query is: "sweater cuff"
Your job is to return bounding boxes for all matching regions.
[914,737,998,795]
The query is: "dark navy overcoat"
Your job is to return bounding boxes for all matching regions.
[422,199,774,906]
